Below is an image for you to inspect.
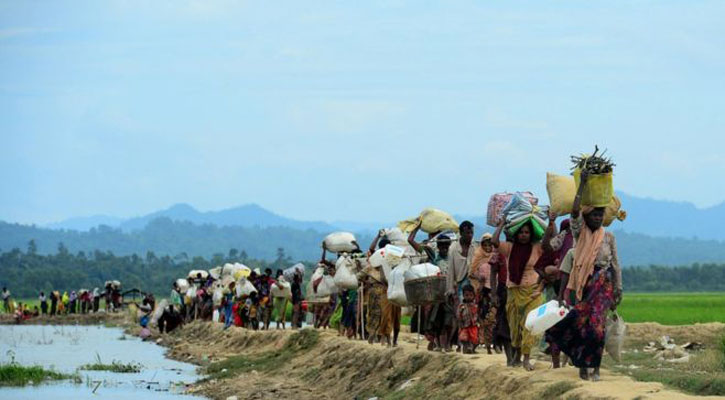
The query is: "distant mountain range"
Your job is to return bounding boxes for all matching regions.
[42,192,725,241]
[48,203,338,233]
[613,192,725,240]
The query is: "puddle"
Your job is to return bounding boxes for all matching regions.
[0,325,206,399]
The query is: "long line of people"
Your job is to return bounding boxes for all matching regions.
[4,281,125,324]
[301,170,622,382]
[162,172,620,382]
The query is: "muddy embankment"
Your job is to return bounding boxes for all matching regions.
[158,321,725,400]
[4,314,722,399]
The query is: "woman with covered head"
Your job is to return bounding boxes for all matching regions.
[492,217,544,370]
[469,233,506,354]
[546,170,622,381]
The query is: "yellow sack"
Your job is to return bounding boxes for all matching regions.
[547,172,576,215]
[604,195,627,227]
[573,169,614,207]
[233,267,251,280]
[398,208,459,234]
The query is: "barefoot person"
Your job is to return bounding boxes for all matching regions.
[546,170,623,381]
[291,273,304,329]
[366,230,401,346]
[445,221,476,352]
[457,284,479,354]
[539,212,574,368]
[470,233,505,354]
[492,219,544,371]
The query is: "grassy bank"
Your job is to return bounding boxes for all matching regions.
[0,363,78,386]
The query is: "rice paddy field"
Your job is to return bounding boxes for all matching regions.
[616,292,725,325]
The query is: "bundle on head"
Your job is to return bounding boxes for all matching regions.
[570,145,615,175]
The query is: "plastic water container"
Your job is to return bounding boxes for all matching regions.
[384,244,406,259]
[369,248,386,267]
[525,300,569,335]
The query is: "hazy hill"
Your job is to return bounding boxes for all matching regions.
[43,192,725,241]
[4,217,725,267]
[614,192,725,240]
[47,203,337,233]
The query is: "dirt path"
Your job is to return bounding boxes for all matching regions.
[158,321,725,400]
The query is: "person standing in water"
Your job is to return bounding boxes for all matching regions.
[39,291,48,315]
[92,288,101,313]
[50,291,59,316]
[2,287,11,314]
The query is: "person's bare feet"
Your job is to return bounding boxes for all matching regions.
[579,368,589,380]
[591,368,601,382]
[523,359,535,371]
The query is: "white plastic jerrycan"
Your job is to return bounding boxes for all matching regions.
[525,300,569,335]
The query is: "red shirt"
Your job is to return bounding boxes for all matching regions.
[492,252,508,285]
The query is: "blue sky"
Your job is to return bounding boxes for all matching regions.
[2,0,724,225]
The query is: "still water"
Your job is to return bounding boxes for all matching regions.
[0,324,206,400]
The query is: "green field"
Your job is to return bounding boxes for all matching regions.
[617,292,725,325]
[8,292,725,326]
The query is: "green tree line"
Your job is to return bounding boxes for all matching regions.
[0,240,315,298]
[1,240,724,297]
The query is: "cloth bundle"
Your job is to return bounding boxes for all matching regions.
[501,192,549,240]
[271,277,292,299]
[323,232,358,253]
[187,270,209,281]
[175,279,190,293]
[333,255,359,289]
[235,278,257,297]
[398,208,459,234]
[487,191,538,227]
[387,262,411,306]
[283,263,306,282]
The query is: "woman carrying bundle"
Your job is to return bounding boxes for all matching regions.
[273,270,289,330]
[546,170,623,381]
[492,219,544,371]
[366,230,401,347]
[469,233,506,354]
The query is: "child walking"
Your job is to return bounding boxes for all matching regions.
[457,285,479,354]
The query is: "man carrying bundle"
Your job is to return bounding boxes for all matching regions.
[408,222,453,352]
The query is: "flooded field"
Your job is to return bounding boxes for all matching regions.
[0,325,205,400]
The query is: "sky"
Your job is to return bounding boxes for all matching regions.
[2,0,724,225]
